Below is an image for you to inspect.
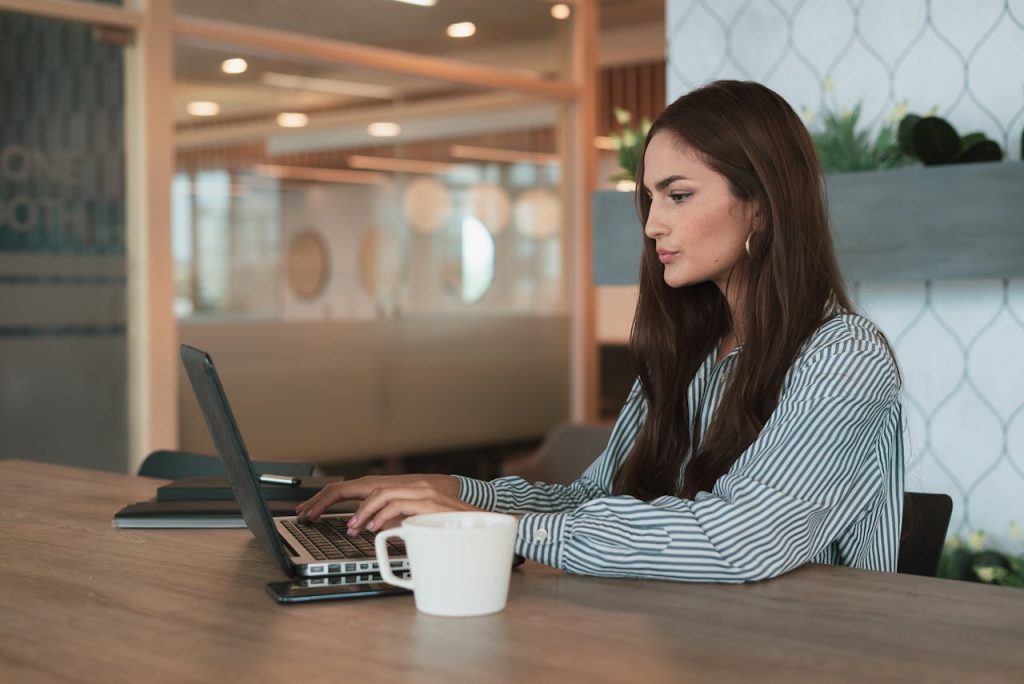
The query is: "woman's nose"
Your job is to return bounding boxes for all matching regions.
[644,208,666,240]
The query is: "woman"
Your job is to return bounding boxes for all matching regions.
[296,80,904,583]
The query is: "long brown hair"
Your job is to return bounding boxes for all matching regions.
[612,80,854,501]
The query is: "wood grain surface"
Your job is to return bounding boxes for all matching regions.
[1,459,1022,683]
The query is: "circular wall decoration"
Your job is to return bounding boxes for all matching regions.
[514,187,561,239]
[402,177,451,235]
[466,182,512,235]
[286,229,330,300]
[441,216,496,304]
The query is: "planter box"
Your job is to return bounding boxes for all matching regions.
[593,161,1024,284]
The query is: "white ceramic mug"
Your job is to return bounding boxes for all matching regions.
[374,511,518,617]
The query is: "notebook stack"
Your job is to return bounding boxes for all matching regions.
[112,476,351,528]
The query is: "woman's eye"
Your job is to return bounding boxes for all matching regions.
[669,191,692,203]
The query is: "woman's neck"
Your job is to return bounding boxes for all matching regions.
[716,281,745,364]
[716,331,740,364]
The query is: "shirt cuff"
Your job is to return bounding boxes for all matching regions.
[453,475,497,510]
[515,511,570,568]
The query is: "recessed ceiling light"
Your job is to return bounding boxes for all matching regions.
[551,3,571,20]
[447,21,476,38]
[186,101,220,117]
[221,58,248,74]
[367,122,402,137]
[392,0,437,5]
[276,112,309,128]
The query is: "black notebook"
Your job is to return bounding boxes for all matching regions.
[112,499,356,529]
[156,476,338,502]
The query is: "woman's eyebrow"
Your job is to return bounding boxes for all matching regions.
[654,175,691,191]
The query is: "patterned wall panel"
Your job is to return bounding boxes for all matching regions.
[667,0,1024,159]
[666,0,1024,548]
[0,11,127,471]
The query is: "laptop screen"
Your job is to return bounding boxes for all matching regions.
[179,344,296,578]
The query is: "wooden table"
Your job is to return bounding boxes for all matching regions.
[1,459,1022,683]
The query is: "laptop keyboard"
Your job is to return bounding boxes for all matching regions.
[282,518,406,561]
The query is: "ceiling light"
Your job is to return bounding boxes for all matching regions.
[392,0,437,5]
[220,58,248,74]
[262,72,396,99]
[349,155,465,175]
[276,112,309,128]
[186,101,220,117]
[367,122,402,137]
[551,3,571,20]
[253,164,386,185]
[447,21,476,38]
[450,144,559,166]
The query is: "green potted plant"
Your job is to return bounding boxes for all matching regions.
[938,524,1024,588]
[607,106,651,184]
[805,100,913,173]
[897,112,1004,164]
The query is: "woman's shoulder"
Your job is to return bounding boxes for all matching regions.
[808,311,889,349]
[796,312,899,377]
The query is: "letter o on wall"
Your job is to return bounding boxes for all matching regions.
[5,196,38,232]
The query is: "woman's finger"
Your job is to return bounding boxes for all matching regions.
[349,486,434,533]
[363,494,478,534]
[299,480,361,521]
[364,498,453,533]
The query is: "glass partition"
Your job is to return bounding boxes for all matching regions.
[172,41,568,322]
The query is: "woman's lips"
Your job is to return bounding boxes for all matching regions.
[657,250,678,264]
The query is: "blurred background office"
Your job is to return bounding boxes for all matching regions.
[1,0,1022,554]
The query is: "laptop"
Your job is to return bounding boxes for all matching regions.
[179,344,410,579]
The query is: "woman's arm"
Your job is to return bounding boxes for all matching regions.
[297,383,648,531]
[512,337,902,582]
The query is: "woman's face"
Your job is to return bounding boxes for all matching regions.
[641,131,758,291]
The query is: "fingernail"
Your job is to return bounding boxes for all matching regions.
[366,520,376,531]
[347,516,358,527]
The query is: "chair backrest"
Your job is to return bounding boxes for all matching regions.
[138,450,314,480]
[898,492,953,577]
[506,422,615,485]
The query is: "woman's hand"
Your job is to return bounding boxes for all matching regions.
[294,474,478,535]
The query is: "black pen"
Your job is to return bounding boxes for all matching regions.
[259,474,301,487]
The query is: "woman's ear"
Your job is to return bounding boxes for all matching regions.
[751,205,766,232]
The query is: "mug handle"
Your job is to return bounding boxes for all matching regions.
[375,528,414,590]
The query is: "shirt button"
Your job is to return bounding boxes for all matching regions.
[534,528,549,543]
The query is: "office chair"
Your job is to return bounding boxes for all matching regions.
[502,422,614,484]
[897,492,953,577]
[138,449,314,480]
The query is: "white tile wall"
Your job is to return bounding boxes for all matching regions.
[666,0,1024,549]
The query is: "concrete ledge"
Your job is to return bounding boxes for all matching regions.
[593,161,1024,284]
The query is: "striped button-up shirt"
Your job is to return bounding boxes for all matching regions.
[456,313,905,583]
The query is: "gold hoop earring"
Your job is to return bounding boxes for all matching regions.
[745,232,754,258]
